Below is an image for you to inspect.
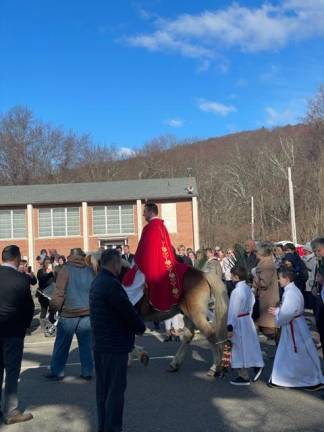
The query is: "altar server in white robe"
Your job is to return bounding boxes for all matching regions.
[228,266,264,386]
[269,268,324,390]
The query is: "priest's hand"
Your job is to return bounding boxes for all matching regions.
[268,307,277,316]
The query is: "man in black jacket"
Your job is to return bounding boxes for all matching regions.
[121,245,134,265]
[90,249,146,432]
[0,245,34,425]
[245,239,258,277]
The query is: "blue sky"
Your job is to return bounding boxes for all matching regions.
[0,0,323,151]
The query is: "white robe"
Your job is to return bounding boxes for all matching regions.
[227,281,264,369]
[271,282,324,387]
[123,268,145,306]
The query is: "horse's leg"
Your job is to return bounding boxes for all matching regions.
[179,283,216,343]
[206,340,225,376]
[167,317,195,372]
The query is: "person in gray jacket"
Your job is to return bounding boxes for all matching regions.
[46,248,95,380]
[303,243,317,309]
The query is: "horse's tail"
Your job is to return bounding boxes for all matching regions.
[205,272,229,342]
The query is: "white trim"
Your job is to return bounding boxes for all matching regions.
[0,237,26,241]
[91,233,134,238]
[136,199,142,241]
[37,235,82,239]
[192,196,200,250]
[82,202,89,252]
[161,203,178,233]
[27,204,35,270]
[119,205,122,233]
[10,210,14,238]
[51,208,54,235]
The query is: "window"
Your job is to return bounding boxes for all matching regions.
[93,205,134,235]
[161,203,177,233]
[0,209,26,239]
[39,207,80,237]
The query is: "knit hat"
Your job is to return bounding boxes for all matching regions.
[303,242,313,253]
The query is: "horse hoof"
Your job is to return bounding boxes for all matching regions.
[166,364,179,373]
[207,368,216,377]
[140,353,149,367]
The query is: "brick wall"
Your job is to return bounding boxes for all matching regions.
[0,239,28,259]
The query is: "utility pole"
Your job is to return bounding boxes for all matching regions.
[251,196,255,241]
[288,167,297,244]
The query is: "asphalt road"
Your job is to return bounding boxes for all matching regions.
[3,319,324,432]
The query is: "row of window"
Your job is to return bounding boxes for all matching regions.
[0,203,178,240]
[0,205,135,239]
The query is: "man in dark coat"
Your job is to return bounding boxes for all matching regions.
[121,245,134,265]
[245,239,258,278]
[90,249,146,432]
[0,245,34,425]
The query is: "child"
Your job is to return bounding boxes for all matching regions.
[268,268,324,390]
[228,266,264,386]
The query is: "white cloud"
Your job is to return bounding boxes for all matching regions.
[125,1,324,62]
[127,31,213,59]
[264,103,302,126]
[198,99,237,117]
[164,118,184,128]
[117,147,136,158]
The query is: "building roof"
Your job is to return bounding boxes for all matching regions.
[0,178,198,206]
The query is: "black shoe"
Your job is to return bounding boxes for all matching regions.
[0,410,3,420]
[304,383,324,392]
[230,376,250,386]
[163,335,173,342]
[44,373,64,381]
[253,367,264,382]
[80,375,92,381]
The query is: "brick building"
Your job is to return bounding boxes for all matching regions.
[0,178,199,269]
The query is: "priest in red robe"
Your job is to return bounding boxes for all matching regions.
[123,201,189,311]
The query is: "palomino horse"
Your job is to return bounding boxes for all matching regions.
[136,267,229,374]
[86,252,229,375]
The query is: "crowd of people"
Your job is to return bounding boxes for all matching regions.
[0,214,324,430]
[174,239,324,388]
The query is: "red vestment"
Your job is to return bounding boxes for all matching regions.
[123,218,188,311]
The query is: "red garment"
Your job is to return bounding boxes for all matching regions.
[123,218,188,311]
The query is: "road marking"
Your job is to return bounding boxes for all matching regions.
[21,355,174,371]
[25,339,78,346]
[25,341,56,346]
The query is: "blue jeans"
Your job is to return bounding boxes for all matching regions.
[50,316,93,377]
